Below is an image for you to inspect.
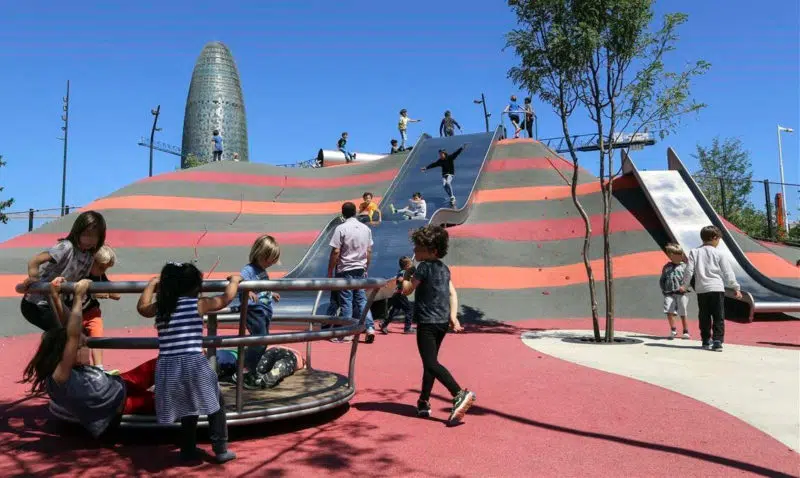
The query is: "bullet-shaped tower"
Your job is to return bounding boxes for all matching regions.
[181,41,248,167]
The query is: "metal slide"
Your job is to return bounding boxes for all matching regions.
[623,148,800,321]
[275,128,502,315]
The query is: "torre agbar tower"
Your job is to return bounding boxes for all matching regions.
[181,41,249,167]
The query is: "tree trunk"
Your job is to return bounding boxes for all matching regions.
[560,118,600,341]
[603,153,615,342]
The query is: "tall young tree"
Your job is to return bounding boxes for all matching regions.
[0,155,13,224]
[506,0,709,341]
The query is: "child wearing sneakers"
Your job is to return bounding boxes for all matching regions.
[389,192,427,220]
[402,225,475,424]
[679,226,742,351]
[380,256,416,334]
[231,235,281,389]
[659,243,690,340]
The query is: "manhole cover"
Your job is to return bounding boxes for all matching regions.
[561,336,642,345]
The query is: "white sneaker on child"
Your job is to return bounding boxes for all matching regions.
[681,331,690,339]
[669,329,677,340]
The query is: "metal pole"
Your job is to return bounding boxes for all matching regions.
[764,179,773,240]
[60,80,70,217]
[718,176,727,218]
[777,125,789,233]
[235,300,249,414]
[207,313,218,373]
[307,290,323,370]
[149,105,161,177]
[28,208,34,232]
[481,93,489,133]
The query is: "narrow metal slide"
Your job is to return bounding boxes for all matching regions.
[623,148,800,321]
[275,128,502,315]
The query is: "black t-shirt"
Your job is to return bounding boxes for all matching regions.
[424,147,463,176]
[337,137,347,149]
[413,260,450,324]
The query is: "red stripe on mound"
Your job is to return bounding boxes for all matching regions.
[142,168,399,188]
[485,157,573,172]
[0,229,319,250]
[449,210,660,242]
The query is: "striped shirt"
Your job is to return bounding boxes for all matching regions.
[156,297,204,356]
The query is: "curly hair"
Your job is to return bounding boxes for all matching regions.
[411,225,449,258]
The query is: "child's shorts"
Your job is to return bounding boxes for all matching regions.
[82,307,104,337]
[663,294,689,316]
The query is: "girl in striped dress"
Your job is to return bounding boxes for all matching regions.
[137,262,242,464]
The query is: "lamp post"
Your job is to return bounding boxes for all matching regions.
[59,81,70,217]
[149,105,162,177]
[473,94,491,133]
[777,125,794,233]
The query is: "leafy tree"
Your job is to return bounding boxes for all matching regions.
[0,155,13,224]
[693,137,753,216]
[692,137,792,241]
[183,153,206,169]
[506,0,709,341]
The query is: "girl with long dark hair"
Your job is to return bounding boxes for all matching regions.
[137,262,242,463]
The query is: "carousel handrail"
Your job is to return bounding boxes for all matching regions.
[17,278,388,295]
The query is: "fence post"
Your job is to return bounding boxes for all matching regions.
[718,177,727,218]
[764,180,773,240]
[28,209,34,232]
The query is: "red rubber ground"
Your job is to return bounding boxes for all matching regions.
[0,318,797,477]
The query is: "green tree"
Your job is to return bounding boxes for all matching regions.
[506,0,709,341]
[0,155,13,224]
[692,137,783,240]
[693,137,753,216]
[183,153,206,169]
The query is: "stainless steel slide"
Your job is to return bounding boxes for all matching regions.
[623,148,800,321]
[275,127,502,315]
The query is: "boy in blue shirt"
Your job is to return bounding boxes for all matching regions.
[231,235,281,389]
[212,130,223,161]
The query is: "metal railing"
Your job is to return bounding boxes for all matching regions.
[20,277,387,424]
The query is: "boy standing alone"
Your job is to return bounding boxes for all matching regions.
[680,226,742,351]
[212,130,223,162]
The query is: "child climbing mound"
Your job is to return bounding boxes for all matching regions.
[137,263,241,464]
[402,224,475,424]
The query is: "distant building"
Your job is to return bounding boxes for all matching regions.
[181,41,249,167]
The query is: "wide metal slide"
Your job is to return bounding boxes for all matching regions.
[276,127,502,315]
[623,148,800,321]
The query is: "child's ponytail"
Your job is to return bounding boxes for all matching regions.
[156,262,203,325]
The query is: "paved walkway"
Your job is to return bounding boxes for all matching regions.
[522,330,800,451]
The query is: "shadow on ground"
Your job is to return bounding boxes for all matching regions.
[458,305,548,335]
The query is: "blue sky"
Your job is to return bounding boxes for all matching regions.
[1,0,797,241]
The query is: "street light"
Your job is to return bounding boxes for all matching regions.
[149,105,161,177]
[59,81,70,217]
[777,125,794,233]
[473,94,491,133]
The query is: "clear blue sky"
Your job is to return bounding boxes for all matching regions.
[1,0,797,241]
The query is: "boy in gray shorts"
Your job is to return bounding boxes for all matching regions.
[659,243,690,339]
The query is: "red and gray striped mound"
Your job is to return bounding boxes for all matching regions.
[446,139,671,322]
[0,156,405,336]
